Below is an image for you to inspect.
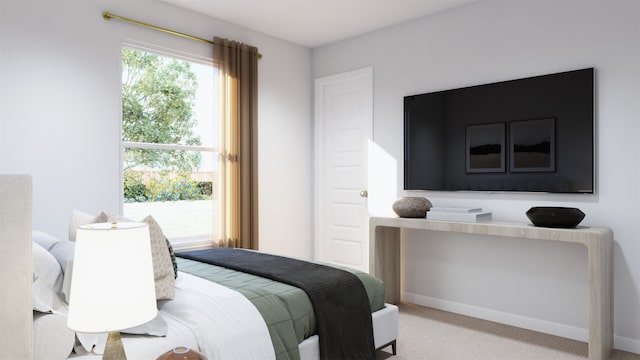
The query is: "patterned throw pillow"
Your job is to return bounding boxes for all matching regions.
[142,215,175,300]
[165,237,178,279]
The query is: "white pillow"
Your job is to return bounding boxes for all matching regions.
[32,230,75,304]
[33,312,75,360]
[68,210,108,241]
[123,314,168,336]
[75,315,168,355]
[49,240,75,303]
[32,230,62,251]
[74,332,108,355]
[32,242,66,314]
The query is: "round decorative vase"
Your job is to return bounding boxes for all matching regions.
[525,206,585,228]
[392,197,432,218]
[156,346,207,360]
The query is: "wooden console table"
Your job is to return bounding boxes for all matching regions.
[369,216,613,360]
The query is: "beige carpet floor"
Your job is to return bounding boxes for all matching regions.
[375,303,640,360]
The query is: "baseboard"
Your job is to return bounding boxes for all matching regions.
[402,291,640,355]
[614,336,640,355]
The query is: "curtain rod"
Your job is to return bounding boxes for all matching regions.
[102,11,263,60]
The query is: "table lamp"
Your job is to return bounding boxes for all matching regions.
[67,222,157,360]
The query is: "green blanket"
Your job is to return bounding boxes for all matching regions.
[176,257,385,360]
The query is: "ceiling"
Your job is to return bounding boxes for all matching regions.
[163,0,478,48]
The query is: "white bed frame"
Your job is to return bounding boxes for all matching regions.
[0,175,397,359]
[299,303,398,359]
[0,175,33,359]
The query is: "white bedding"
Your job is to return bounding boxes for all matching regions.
[33,312,75,360]
[69,272,275,359]
[65,271,398,360]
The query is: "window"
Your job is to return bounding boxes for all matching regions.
[121,46,218,250]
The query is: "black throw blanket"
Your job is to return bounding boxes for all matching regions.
[177,248,375,360]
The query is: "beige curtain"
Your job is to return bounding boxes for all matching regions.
[213,37,259,250]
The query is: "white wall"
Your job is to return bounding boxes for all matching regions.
[313,0,640,353]
[0,0,313,259]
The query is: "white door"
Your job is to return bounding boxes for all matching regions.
[314,67,373,272]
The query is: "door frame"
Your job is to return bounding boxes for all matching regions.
[313,67,373,265]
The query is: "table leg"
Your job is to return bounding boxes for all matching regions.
[371,226,401,304]
[587,234,613,360]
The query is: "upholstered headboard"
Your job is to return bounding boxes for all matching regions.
[0,175,33,359]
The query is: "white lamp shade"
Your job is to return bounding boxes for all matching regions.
[67,222,158,333]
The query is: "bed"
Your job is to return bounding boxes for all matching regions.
[1,175,398,360]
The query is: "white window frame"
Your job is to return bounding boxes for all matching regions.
[119,41,219,251]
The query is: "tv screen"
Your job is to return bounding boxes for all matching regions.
[404,68,594,193]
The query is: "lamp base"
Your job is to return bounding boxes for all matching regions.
[103,331,127,360]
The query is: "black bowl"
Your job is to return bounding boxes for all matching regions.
[526,207,585,228]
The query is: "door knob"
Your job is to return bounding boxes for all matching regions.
[359,190,368,198]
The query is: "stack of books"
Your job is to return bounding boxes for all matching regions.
[427,207,492,222]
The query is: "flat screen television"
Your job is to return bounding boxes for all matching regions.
[404,68,594,193]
